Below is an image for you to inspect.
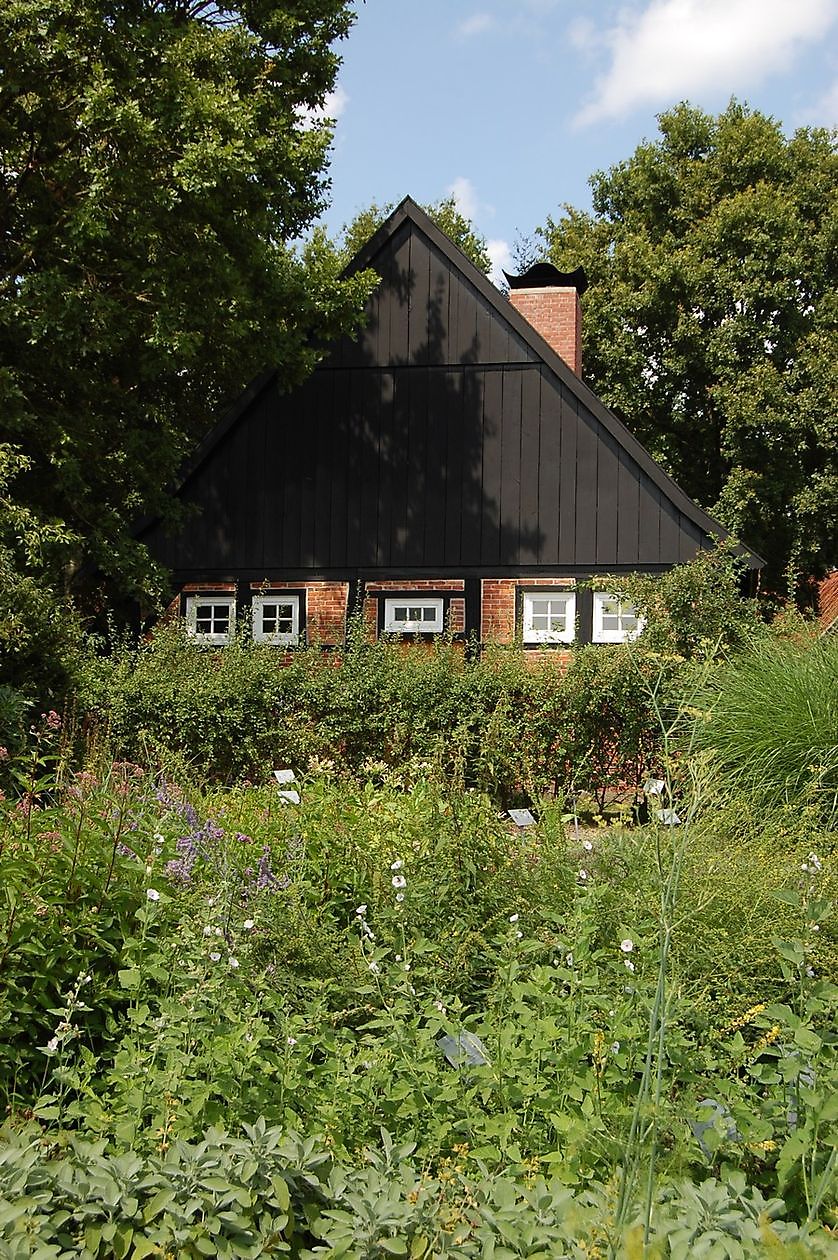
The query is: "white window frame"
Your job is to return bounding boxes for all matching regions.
[592,591,646,643]
[252,593,301,646]
[383,596,444,635]
[185,594,236,645]
[522,591,576,644]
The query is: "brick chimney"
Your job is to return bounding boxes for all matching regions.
[504,263,587,376]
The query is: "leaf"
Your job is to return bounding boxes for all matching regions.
[118,969,141,990]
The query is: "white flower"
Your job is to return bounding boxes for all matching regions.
[395,954,402,962]
[390,859,404,871]
[807,852,822,872]
[146,888,160,902]
[812,924,820,932]
[805,966,815,978]
[203,925,213,937]
[611,1041,620,1054]
[392,874,407,888]
[434,1000,446,1014]
[209,952,221,962]
[229,957,239,969]
[509,913,519,923]
[582,839,593,851]
[46,1036,59,1052]
[624,958,635,973]
[355,904,368,917]
[243,919,254,931]
[515,930,523,939]
[403,962,411,972]
[287,1036,297,1046]
[620,939,634,953]
[368,961,380,974]
[395,893,405,903]
[566,952,574,967]
[214,926,222,936]
[578,869,588,881]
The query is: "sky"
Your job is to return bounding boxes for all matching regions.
[316,0,838,284]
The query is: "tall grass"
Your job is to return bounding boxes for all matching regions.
[696,636,838,825]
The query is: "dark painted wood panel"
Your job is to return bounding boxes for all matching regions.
[558,389,578,565]
[659,495,680,563]
[519,368,541,564]
[452,262,478,364]
[488,293,509,363]
[638,474,661,559]
[388,224,411,365]
[616,451,640,566]
[480,369,503,565]
[389,372,410,564]
[408,227,431,363]
[595,428,619,566]
[328,374,349,567]
[444,370,464,564]
[262,388,284,568]
[538,366,560,565]
[575,404,598,564]
[425,368,447,562]
[297,382,317,569]
[427,247,450,364]
[679,515,704,563]
[313,371,333,568]
[500,368,522,564]
[359,370,381,566]
[345,369,365,566]
[280,385,303,568]
[376,372,395,566]
[404,368,428,564]
[459,367,482,563]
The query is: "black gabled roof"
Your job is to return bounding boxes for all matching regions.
[139,194,763,572]
[348,197,760,566]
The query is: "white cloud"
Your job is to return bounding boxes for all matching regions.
[808,79,838,127]
[296,84,349,130]
[487,239,513,288]
[575,0,838,127]
[456,12,496,37]
[447,175,479,221]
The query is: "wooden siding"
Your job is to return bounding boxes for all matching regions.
[143,217,712,579]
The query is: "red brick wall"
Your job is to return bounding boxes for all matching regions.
[509,286,582,375]
[363,580,466,641]
[481,577,574,643]
[249,580,349,646]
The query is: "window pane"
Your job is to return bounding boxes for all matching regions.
[422,607,436,622]
[394,606,408,621]
[408,607,423,620]
[549,615,565,631]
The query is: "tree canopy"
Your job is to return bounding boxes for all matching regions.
[0,0,374,596]
[539,101,838,597]
[337,196,494,276]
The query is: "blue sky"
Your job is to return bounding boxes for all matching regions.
[316,0,838,283]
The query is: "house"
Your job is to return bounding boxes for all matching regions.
[139,197,759,655]
[818,572,838,634]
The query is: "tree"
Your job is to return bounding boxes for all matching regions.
[338,196,494,275]
[0,0,374,596]
[539,102,838,599]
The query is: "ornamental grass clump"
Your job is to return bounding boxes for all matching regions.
[696,636,838,825]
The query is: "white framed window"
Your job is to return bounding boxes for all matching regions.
[592,592,645,643]
[252,593,301,645]
[383,597,444,634]
[522,591,576,644]
[185,594,236,644]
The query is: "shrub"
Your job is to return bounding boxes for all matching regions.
[695,636,838,825]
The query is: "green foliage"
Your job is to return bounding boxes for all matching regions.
[0,0,375,596]
[596,541,764,659]
[696,636,838,824]
[86,624,677,803]
[337,196,494,275]
[2,660,837,1248]
[539,101,838,595]
[0,446,88,741]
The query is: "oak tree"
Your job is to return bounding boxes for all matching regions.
[0,0,374,594]
[540,102,838,597]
